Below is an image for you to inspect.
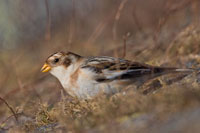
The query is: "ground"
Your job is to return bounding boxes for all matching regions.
[0,24,200,133]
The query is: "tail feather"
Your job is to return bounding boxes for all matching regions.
[174,68,194,72]
[153,67,194,74]
[131,67,194,86]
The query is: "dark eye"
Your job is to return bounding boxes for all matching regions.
[54,58,59,63]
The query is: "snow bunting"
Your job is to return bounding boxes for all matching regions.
[41,51,193,99]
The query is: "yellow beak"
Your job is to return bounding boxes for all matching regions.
[41,63,51,72]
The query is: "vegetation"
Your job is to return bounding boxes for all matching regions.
[0,0,200,132]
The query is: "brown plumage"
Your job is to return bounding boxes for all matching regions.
[41,52,193,99]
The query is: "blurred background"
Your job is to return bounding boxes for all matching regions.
[1,0,200,132]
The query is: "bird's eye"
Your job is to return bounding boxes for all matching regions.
[54,58,59,63]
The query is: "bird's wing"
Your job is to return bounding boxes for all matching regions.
[81,56,172,82]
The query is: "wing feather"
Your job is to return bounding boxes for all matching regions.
[80,56,192,84]
[81,56,162,82]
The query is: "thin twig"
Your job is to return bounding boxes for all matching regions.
[0,113,21,127]
[122,32,130,58]
[122,37,126,58]
[112,0,129,41]
[0,97,18,122]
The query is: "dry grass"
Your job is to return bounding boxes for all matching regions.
[1,1,200,132]
[0,24,200,133]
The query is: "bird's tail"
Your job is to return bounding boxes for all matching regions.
[174,68,194,72]
[152,67,194,75]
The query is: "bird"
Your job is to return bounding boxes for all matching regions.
[41,51,193,99]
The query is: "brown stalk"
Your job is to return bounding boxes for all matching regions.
[0,97,18,122]
[0,113,22,128]
[112,0,129,41]
[122,32,130,58]
[122,36,127,58]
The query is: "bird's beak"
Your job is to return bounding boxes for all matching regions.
[41,63,51,72]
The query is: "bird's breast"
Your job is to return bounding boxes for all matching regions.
[61,68,127,99]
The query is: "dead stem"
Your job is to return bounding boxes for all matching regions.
[122,32,130,58]
[112,0,129,41]
[0,97,18,122]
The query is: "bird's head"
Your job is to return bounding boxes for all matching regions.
[41,51,82,75]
